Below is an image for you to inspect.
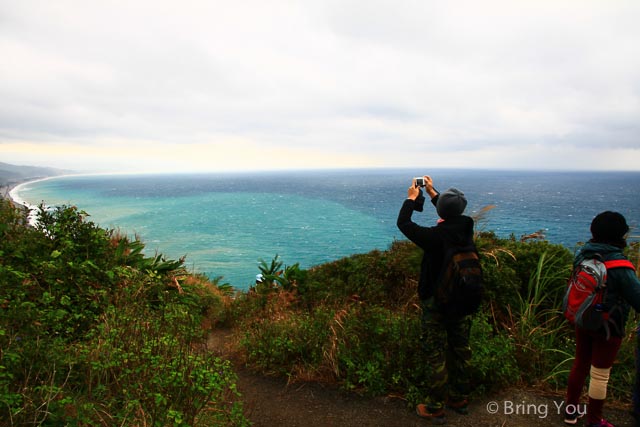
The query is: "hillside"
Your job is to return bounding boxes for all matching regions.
[0,161,70,187]
[0,161,72,199]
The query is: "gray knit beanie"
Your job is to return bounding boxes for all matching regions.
[436,188,467,219]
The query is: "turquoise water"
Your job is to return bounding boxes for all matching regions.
[13,173,395,287]
[13,169,640,289]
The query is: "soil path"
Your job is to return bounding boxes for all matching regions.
[207,328,636,427]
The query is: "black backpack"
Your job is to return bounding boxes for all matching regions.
[434,237,484,319]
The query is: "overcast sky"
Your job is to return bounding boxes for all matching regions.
[1,0,639,173]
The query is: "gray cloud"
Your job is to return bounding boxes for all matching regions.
[1,0,639,171]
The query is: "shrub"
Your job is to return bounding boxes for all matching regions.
[469,314,519,393]
[297,241,420,310]
[74,301,245,426]
[330,304,421,396]
[229,233,594,401]
[0,200,248,426]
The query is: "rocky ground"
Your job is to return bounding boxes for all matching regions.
[207,328,637,427]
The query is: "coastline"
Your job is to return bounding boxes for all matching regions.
[2,174,79,218]
[7,176,56,209]
[1,180,27,206]
[4,173,94,209]
[6,171,140,207]
[3,173,124,224]
[2,175,79,226]
[1,179,41,221]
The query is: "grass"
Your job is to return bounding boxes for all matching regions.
[226,233,640,406]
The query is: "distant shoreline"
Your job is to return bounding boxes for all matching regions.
[3,174,84,215]
[3,175,83,225]
[1,180,35,218]
[8,176,60,208]
[1,180,29,206]
[6,173,102,209]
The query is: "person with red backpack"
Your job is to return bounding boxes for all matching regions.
[564,211,640,427]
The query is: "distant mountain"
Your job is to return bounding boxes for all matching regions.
[0,162,71,187]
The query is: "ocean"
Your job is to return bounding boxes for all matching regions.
[11,168,640,289]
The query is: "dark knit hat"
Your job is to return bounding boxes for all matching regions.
[436,188,467,219]
[590,211,629,243]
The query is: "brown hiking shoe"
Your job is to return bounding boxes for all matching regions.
[416,404,446,424]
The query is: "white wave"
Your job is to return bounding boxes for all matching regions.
[8,172,125,226]
[9,176,65,226]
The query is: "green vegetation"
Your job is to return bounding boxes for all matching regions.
[2,195,639,425]
[0,199,247,426]
[229,231,640,406]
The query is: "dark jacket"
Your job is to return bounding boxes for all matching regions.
[397,193,475,300]
[575,241,640,337]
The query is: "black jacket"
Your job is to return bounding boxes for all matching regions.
[397,194,475,300]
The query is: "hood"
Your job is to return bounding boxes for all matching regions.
[576,241,625,264]
[437,215,475,246]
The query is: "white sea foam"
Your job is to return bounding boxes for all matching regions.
[9,178,54,226]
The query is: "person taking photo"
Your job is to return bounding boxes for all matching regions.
[397,175,477,424]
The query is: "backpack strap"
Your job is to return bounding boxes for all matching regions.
[602,258,635,333]
[603,259,635,271]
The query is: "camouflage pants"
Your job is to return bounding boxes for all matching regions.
[420,298,472,410]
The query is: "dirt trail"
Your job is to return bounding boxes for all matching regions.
[207,328,637,426]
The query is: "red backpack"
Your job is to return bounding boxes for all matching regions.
[562,255,635,339]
